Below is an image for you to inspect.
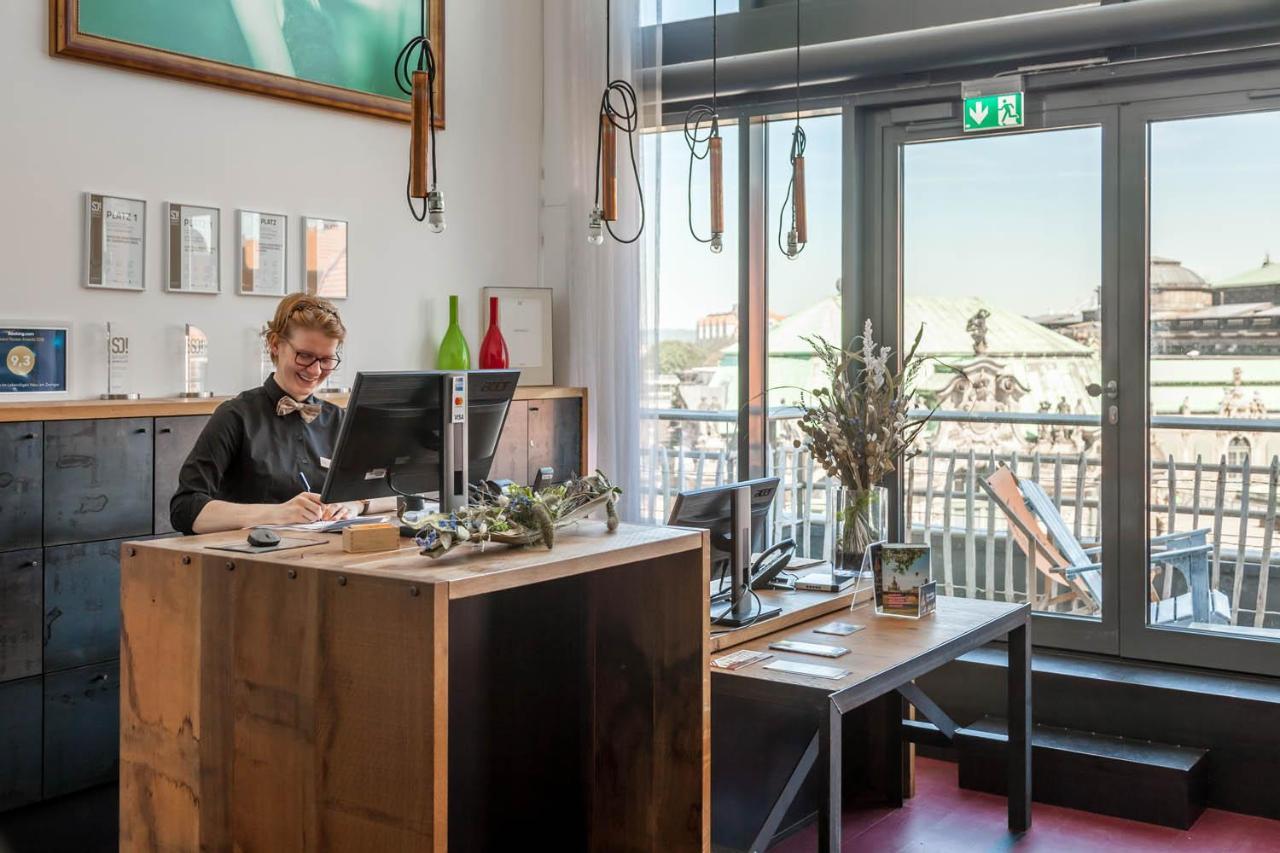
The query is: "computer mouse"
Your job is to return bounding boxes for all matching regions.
[247,527,280,548]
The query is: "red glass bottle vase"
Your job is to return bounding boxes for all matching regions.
[479,296,510,369]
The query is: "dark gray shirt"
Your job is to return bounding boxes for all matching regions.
[169,374,342,534]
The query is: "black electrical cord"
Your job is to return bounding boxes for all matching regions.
[394,1,439,222]
[591,0,646,244]
[777,0,807,259]
[682,0,718,246]
[683,105,716,244]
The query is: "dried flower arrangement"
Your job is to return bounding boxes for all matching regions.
[408,470,622,558]
[793,320,942,560]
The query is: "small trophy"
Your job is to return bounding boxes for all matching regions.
[318,348,350,396]
[179,323,214,398]
[259,324,273,382]
[100,322,140,400]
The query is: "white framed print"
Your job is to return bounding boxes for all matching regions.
[481,287,553,386]
[0,322,71,399]
[302,216,348,300]
[84,193,146,291]
[238,210,288,297]
[166,202,221,293]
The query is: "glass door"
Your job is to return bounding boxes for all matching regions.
[1120,93,1280,676]
[883,101,1120,653]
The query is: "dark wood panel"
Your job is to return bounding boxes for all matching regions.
[0,422,42,551]
[0,548,42,682]
[488,399,528,483]
[153,415,209,535]
[44,418,153,545]
[43,660,120,798]
[0,676,42,811]
[43,539,125,672]
[528,398,583,484]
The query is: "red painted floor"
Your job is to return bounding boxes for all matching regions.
[772,758,1280,852]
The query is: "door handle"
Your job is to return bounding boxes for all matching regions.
[1086,380,1118,400]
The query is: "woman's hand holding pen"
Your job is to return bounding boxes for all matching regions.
[275,491,327,524]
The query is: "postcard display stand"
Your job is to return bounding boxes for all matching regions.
[869,543,938,619]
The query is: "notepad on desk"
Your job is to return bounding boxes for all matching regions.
[270,516,390,533]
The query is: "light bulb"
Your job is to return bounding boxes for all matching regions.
[587,206,604,246]
[710,232,723,254]
[786,228,799,258]
[427,190,446,233]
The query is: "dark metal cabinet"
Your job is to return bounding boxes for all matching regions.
[528,399,584,485]
[154,415,210,535]
[43,539,126,672]
[0,548,42,682]
[42,661,120,799]
[44,418,154,546]
[0,422,42,551]
[489,400,529,482]
[0,676,42,810]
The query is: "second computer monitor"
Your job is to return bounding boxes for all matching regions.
[319,369,519,505]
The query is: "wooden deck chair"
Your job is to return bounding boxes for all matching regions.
[982,465,1230,624]
[981,466,1102,613]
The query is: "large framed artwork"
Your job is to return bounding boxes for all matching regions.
[50,0,445,124]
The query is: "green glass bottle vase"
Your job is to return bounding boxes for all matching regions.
[436,295,471,370]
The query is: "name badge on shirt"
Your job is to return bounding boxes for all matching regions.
[320,457,332,469]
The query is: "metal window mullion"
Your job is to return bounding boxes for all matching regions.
[738,116,768,481]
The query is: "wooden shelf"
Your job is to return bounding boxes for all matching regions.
[0,386,586,423]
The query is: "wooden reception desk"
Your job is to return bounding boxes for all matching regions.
[119,522,709,852]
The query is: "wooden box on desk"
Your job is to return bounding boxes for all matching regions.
[341,522,399,553]
[118,523,710,852]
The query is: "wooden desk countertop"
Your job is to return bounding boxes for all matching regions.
[131,520,705,600]
[0,385,586,423]
[711,596,1028,695]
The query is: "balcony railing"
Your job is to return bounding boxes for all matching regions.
[641,407,1280,632]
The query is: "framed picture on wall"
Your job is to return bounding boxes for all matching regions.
[303,217,348,300]
[481,287,554,386]
[165,202,221,294]
[84,193,146,291]
[238,210,288,297]
[50,0,445,124]
[0,323,71,399]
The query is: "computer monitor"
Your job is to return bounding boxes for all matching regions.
[668,477,783,627]
[319,369,520,511]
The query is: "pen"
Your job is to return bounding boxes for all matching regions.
[299,471,312,493]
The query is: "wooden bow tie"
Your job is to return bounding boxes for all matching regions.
[276,396,322,423]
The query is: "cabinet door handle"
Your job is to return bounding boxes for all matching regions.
[134,428,148,434]
[21,560,39,568]
[22,433,36,440]
[158,427,172,434]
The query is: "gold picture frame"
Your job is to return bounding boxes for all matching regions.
[50,0,444,125]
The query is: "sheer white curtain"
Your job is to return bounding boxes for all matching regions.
[542,0,657,521]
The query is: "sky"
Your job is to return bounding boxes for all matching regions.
[648,108,1280,335]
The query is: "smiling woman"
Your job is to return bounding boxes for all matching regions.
[168,293,367,535]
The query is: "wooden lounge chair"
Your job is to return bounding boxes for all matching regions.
[980,465,1230,624]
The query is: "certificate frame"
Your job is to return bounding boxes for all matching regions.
[303,216,349,301]
[481,286,554,386]
[165,202,222,294]
[0,321,72,400]
[84,193,146,292]
[238,210,289,297]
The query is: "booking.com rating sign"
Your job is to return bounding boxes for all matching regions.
[964,92,1024,132]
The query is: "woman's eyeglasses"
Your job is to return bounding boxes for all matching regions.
[284,339,341,372]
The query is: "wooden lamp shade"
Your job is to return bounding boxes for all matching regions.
[409,70,431,199]
[709,134,724,235]
[793,154,807,244]
[601,113,618,222]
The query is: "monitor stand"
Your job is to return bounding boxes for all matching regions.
[711,484,781,627]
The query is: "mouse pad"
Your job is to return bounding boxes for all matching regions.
[206,537,328,555]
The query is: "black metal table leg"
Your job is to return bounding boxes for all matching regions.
[1007,620,1032,832]
[818,699,842,853]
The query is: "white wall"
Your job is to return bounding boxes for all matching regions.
[0,1,544,399]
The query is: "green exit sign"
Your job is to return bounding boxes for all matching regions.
[964,92,1024,132]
